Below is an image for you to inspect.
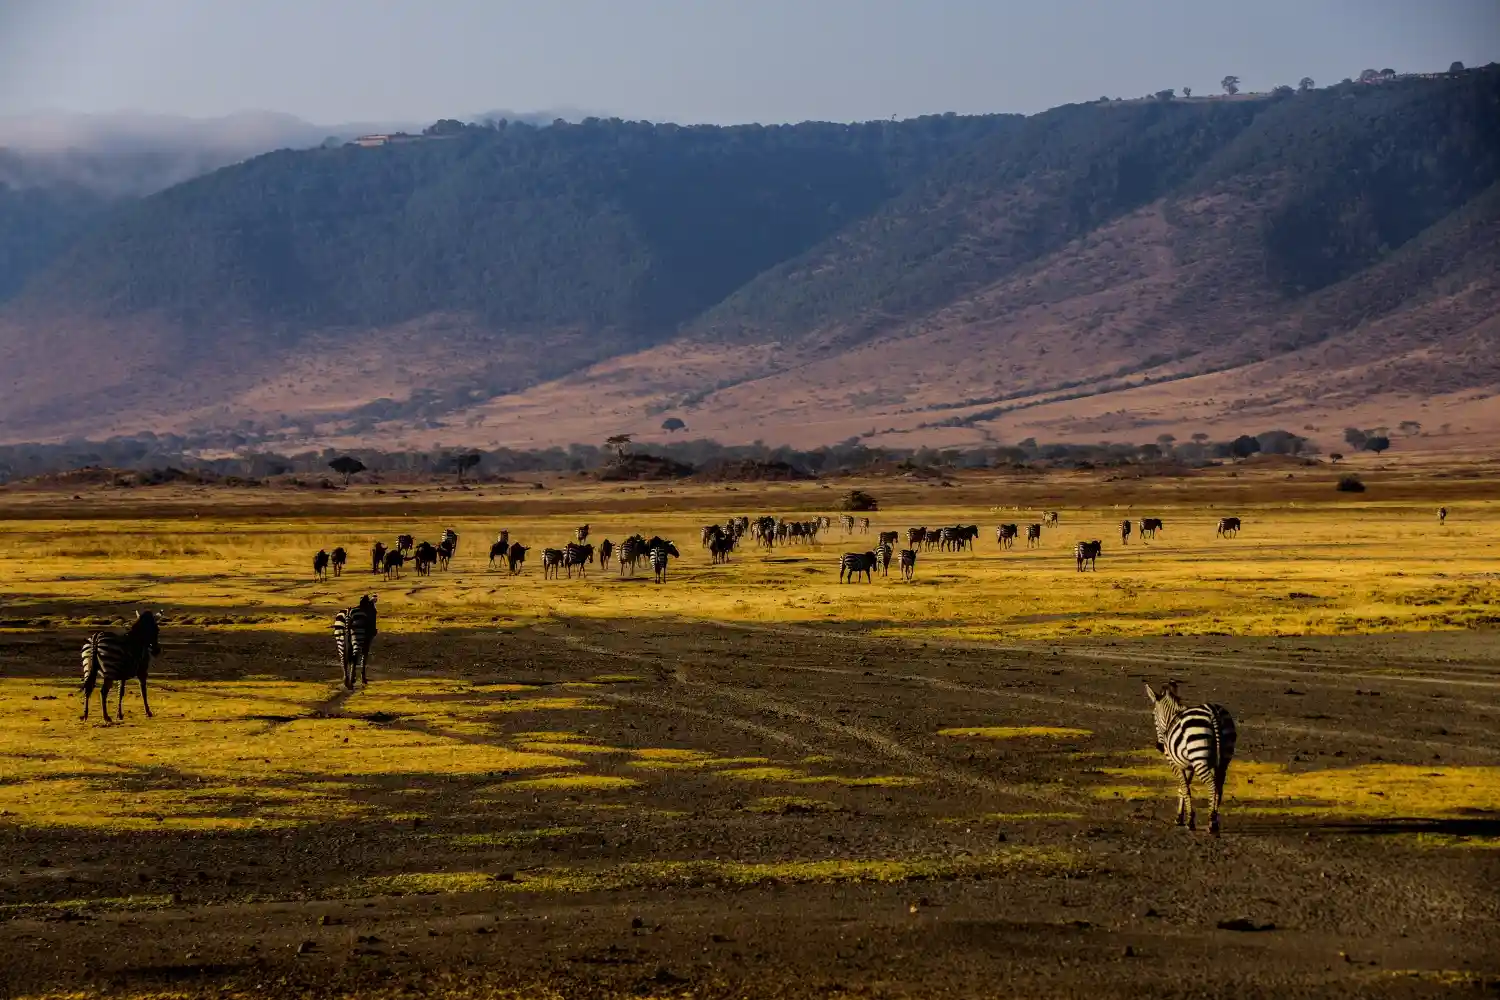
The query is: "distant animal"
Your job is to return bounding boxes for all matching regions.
[618,535,648,575]
[575,524,590,543]
[495,529,510,552]
[506,542,529,575]
[876,542,893,576]
[996,524,1018,549]
[1042,511,1059,526]
[542,548,565,579]
[1139,517,1163,539]
[598,538,614,568]
[650,541,680,582]
[313,549,330,581]
[1025,523,1042,547]
[488,539,508,567]
[396,534,414,556]
[701,523,724,548]
[80,610,162,722]
[370,541,388,575]
[330,546,347,577]
[898,548,917,580]
[906,526,927,549]
[414,541,438,576]
[437,537,455,570]
[1120,519,1132,544]
[564,542,594,577]
[333,595,378,690]
[440,528,458,558]
[1146,681,1237,836]
[839,551,877,583]
[709,534,735,565]
[1216,517,1242,537]
[382,549,404,579]
[1075,540,1102,572]
[859,517,871,534]
[841,515,856,534]
[1438,507,1448,524]
[878,530,899,549]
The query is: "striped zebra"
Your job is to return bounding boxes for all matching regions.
[80,610,162,722]
[437,537,455,570]
[859,517,871,534]
[1438,507,1448,524]
[1025,523,1042,547]
[396,534,414,556]
[906,526,926,548]
[564,542,594,577]
[1042,511,1059,526]
[542,547,566,579]
[576,523,590,543]
[878,530,899,549]
[313,549,330,580]
[330,547,347,577]
[1139,517,1163,539]
[839,551,877,583]
[1145,681,1237,836]
[441,529,459,560]
[1075,540,1101,572]
[995,524,1018,549]
[650,541,680,582]
[1216,517,1242,537]
[898,548,917,580]
[841,515,856,534]
[333,595,378,690]
[1120,519,1132,544]
[876,542,893,577]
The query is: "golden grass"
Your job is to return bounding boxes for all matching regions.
[497,774,640,792]
[440,827,584,847]
[938,726,1092,740]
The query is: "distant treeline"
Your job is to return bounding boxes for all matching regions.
[0,429,1324,485]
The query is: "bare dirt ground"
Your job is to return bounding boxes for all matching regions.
[3,618,1498,999]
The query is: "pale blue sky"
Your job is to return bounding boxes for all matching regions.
[2,0,1496,124]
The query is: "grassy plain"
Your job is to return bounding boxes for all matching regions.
[1,462,1498,997]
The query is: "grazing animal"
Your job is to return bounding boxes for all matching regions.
[371,541,387,575]
[330,546,347,577]
[396,534,414,556]
[996,524,1018,549]
[650,541,680,582]
[495,529,510,551]
[839,551,877,583]
[1139,517,1163,539]
[1075,540,1102,572]
[598,538,614,568]
[333,595,378,690]
[1043,511,1059,526]
[898,548,917,580]
[313,549,330,580]
[506,543,529,575]
[488,539,508,567]
[1216,517,1242,537]
[575,524,590,543]
[1438,507,1448,524]
[542,548,566,579]
[382,549,404,579]
[701,523,724,548]
[564,542,594,577]
[1025,523,1042,547]
[414,541,437,576]
[1120,519,1132,544]
[876,542,893,576]
[80,610,161,722]
[1145,681,1237,836]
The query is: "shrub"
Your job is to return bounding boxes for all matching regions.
[1336,475,1366,493]
[840,489,879,512]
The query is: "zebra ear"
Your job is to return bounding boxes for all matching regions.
[1144,682,1158,703]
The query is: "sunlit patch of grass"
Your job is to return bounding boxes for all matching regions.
[800,754,836,764]
[590,674,643,684]
[440,827,584,847]
[1399,833,1500,850]
[793,774,922,788]
[633,748,711,761]
[515,741,623,755]
[743,796,845,814]
[0,893,175,918]
[358,871,495,895]
[499,774,640,792]
[1093,762,1500,819]
[487,697,610,713]
[938,726,1092,740]
[717,766,808,781]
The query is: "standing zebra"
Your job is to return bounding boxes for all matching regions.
[330,547,347,577]
[1139,517,1163,540]
[1075,540,1102,572]
[650,541,680,582]
[1120,519,1132,545]
[1216,517,1242,537]
[576,524,590,543]
[1025,523,1042,547]
[1042,511,1059,526]
[1438,507,1448,524]
[876,542,893,577]
[313,549,330,580]
[841,514,856,534]
[839,551,877,583]
[898,548,917,580]
[564,542,594,577]
[542,548,566,579]
[80,610,162,722]
[996,524,1018,549]
[878,530,899,549]
[441,528,459,560]
[333,595,378,690]
[1145,681,1237,836]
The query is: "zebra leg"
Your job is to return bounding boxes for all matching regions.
[361,656,369,687]
[1209,762,1228,836]
[1174,766,1191,827]
[100,677,115,723]
[140,676,153,717]
[118,679,128,719]
[1179,766,1197,831]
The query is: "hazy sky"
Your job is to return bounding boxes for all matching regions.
[2,0,1497,124]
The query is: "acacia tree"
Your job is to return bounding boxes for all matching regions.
[453,452,482,482]
[1182,86,1192,98]
[605,434,633,458]
[1359,68,1380,83]
[1364,436,1391,455]
[661,417,686,434]
[1221,75,1240,95]
[1450,61,1465,74]
[1299,76,1316,91]
[1329,452,1344,464]
[328,455,366,485]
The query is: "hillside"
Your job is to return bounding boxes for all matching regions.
[1,71,1497,450]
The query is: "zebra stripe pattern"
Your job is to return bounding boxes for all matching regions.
[898,548,917,580]
[333,595,378,690]
[80,610,162,722]
[1146,681,1237,835]
[1216,517,1241,537]
[650,541,680,582]
[839,551,877,583]
[1075,540,1101,572]
[1120,519,1132,544]
[1025,523,1042,547]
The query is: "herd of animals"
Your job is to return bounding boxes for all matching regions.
[69,505,1459,836]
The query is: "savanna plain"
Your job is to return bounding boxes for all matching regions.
[1,459,1498,999]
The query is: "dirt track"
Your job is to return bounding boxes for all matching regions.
[3,620,1498,999]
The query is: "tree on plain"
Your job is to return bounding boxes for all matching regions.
[1221,75,1240,95]
[1364,436,1391,455]
[1343,427,1368,450]
[1450,61,1465,74]
[1230,434,1261,459]
[661,417,686,434]
[453,452,482,482]
[1299,77,1316,91]
[328,455,366,486]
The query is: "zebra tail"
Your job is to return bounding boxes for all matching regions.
[80,640,101,690]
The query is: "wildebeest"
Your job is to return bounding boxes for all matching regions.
[1140,517,1164,539]
[330,546,347,577]
[1216,517,1242,537]
[370,541,387,575]
[598,538,614,568]
[313,549,330,581]
[506,543,529,574]
[396,534,414,556]
[898,548,917,580]
[414,541,437,576]
[382,549,404,579]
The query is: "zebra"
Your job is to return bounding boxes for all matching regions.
[1145,681,1237,836]
[876,542,893,577]
[859,517,871,534]
[906,526,926,548]
[1042,511,1059,527]
[370,541,387,575]
[80,610,161,722]
[506,543,529,575]
[1025,523,1042,547]
[996,524,1018,549]
[396,534,414,556]
[330,547,347,577]
[313,549,330,580]
[898,548,917,580]
[1216,517,1242,537]
[382,549,405,579]
[841,514,856,534]
[564,542,594,578]
[1438,507,1448,524]
[414,541,437,576]
[542,547,566,579]
[618,535,647,575]
[650,541,680,582]
[488,539,508,567]
[1139,517,1163,540]
[839,551,877,583]
[702,523,723,548]
[333,595,378,690]
[437,537,455,570]
[1120,519,1132,545]
[1075,540,1101,572]
[576,524,590,543]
